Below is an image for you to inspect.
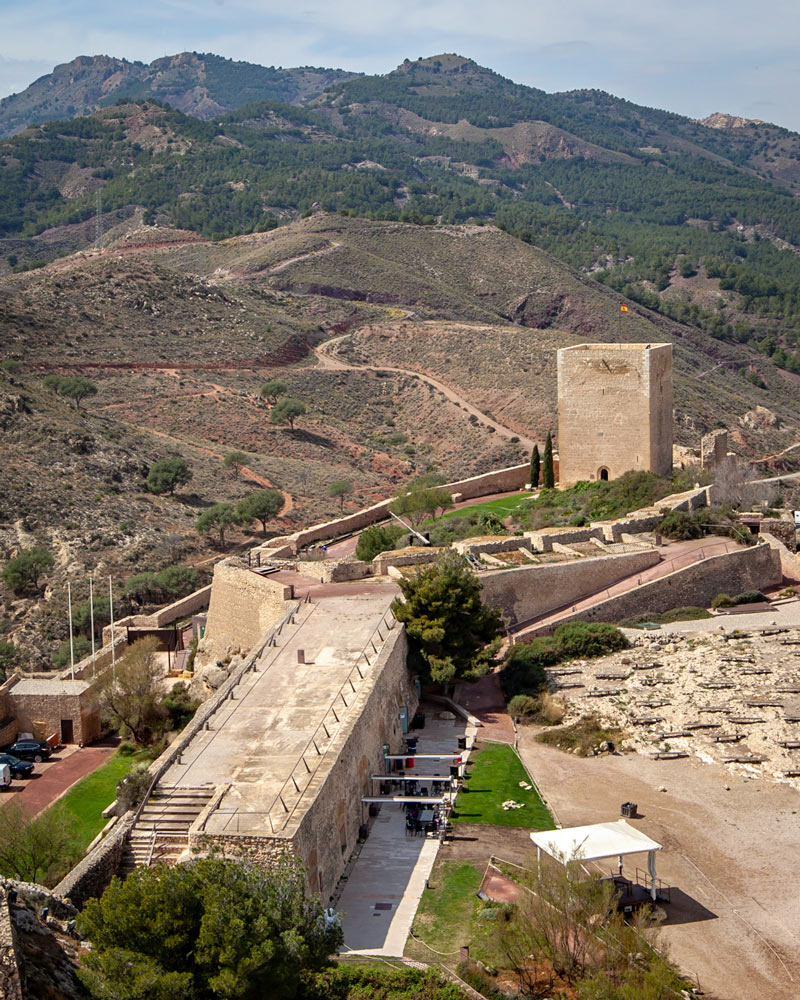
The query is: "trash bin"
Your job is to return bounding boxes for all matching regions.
[369,803,380,817]
[457,736,467,750]
[359,824,369,841]
[412,712,425,730]
[620,801,637,818]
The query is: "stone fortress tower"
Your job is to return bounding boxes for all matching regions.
[557,343,673,487]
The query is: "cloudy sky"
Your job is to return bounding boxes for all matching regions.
[2,0,799,130]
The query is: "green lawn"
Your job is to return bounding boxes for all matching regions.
[452,742,554,829]
[57,748,145,848]
[439,492,533,522]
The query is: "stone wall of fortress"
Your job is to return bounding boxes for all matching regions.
[190,626,416,902]
[480,549,661,627]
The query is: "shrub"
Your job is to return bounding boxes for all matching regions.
[500,640,555,699]
[52,635,91,668]
[1,545,54,594]
[553,621,629,659]
[713,590,767,610]
[355,524,406,561]
[508,692,566,726]
[712,593,734,609]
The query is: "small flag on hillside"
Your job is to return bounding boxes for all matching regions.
[620,303,629,313]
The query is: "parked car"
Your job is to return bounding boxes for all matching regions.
[0,753,34,778]
[0,764,10,790]
[5,739,53,762]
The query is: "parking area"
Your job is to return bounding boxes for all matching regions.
[337,702,477,955]
[0,742,117,817]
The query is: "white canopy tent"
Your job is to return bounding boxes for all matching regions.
[530,820,662,901]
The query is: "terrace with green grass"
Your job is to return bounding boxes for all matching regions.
[452,741,554,829]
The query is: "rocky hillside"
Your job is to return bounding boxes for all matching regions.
[0,52,357,138]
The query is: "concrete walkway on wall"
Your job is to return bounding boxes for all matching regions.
[512,537,739,637]
[162,591,396,833]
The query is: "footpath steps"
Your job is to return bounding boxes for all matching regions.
[119,785,215,875]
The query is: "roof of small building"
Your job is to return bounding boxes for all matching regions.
[10,678,92,696]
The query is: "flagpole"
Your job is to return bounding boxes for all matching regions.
[89,575,96,679]
[67,582,75,681]
[109,575,116,684]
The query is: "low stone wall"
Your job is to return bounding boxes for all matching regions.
[454,535,530,557]
[372,547,442,576]
[255,462,530,555]
[526,526,604,552]
[55,812,135,908]
[295,558,370,583]
[0,890,23,1000]
[523,542,782,635]
[594,513,664,543]
[202,560,293,661]
[761,532,800,583]
[481,549,661,627]
[761,519,796,552]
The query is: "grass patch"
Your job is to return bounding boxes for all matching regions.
[452,742,554,829]
[405,859,507,974]
[56,747,147,850]
[536,715,624,757]
[440,493,532,521]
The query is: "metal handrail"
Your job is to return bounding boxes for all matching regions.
[216,607,398,835]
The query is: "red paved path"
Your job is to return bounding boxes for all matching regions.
[2,744,117,817]
[455,671,515,744]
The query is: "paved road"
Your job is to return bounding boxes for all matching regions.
[1,742,118,817]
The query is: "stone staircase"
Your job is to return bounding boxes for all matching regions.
[119,785,215,875]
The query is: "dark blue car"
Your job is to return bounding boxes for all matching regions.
[5,739,53,762]
[0,753,34,778]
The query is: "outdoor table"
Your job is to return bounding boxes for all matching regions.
[418,808,435,823]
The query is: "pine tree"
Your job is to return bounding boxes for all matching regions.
[530,444,540,488]
[543,432,555,488]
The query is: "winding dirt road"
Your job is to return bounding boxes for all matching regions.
[315,336,534,450]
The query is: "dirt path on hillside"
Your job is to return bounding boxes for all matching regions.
[267,241,341,274]
[315,337,534,450]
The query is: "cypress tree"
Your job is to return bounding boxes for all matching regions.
[543,431,555,488]
[530,444,541,488]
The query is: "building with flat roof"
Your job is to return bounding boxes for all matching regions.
[557,343,673,486]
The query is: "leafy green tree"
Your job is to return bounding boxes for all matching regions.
[394,483,453,526]
[58,375,98,410]
[260,379,287,403]
[327,479,353,512]
[0,802,81,886]
[93,637,167,745]
[77,855,342,1000]
[355,524,405,561]
[196,503,237,548]
[52,635,92,669]
[124,572,162,604]
[542,431,555,489]
[1,545,54,595]
[42,373,63,390]
[530,444,540,488]
[155,565,201,597]
[146,457,193,496]
[0,638,20,680]
[392,551,503,683]
[223,450,248,477]
[270,397,306,430]
[71,592,112,642]
[236,489,284,536]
